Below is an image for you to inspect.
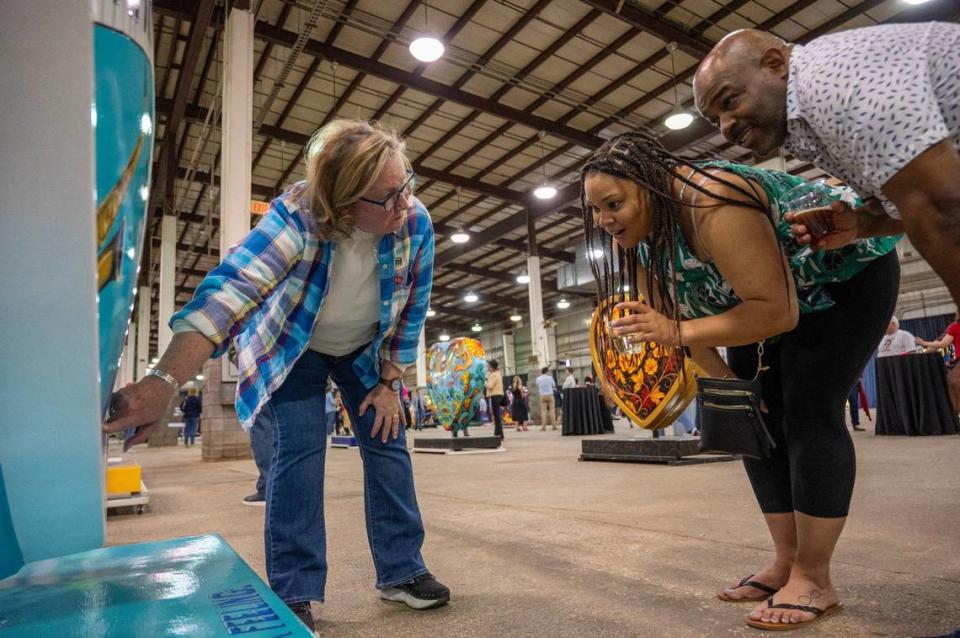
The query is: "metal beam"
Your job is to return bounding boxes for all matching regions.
[580,0,713,56]
[151,0,215,218]
[251,22,606,151]
[159,96,591,212]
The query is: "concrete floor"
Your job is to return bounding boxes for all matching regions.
[106,421,960,637]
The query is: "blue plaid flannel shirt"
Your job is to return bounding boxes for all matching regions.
[169,182,434,430]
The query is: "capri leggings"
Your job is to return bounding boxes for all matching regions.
[726,250,899,518]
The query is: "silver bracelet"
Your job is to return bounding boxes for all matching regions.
[146,367,181,389]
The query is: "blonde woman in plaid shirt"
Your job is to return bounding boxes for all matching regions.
[105,120,449,628]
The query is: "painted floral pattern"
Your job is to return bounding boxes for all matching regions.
[590,301,698,429]
[426,337,486,433]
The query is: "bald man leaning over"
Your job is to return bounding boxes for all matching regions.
[694,23,960,310]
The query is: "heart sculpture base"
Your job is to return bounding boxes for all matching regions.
[413,436,503,454]
[579,436,740,466]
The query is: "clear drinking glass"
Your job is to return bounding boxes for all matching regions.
[780,179,843,259]
[605,299,645,355]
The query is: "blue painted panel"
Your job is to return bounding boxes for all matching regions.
[93,24,154,414]
[0,535,311,637]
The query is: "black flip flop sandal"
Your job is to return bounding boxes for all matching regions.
[718,575,780,602]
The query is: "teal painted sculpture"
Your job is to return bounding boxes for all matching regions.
[94,23,154,414]
[0,464,24,580]
[426,338,487,435]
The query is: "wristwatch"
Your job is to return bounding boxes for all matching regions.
[378,377,402,392]
[146,367,181,390]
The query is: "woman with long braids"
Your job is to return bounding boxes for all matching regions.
[581,131,900,631]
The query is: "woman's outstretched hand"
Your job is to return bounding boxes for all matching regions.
[611,300,680,346]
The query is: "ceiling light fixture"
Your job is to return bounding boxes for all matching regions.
[464,291,478,303]
[439,333,450,342]
[557,298,571,309]
[426,308,437,317]
[532,131,556,200]
[516,274,530,284]
[471,323,482,333]
[450,189,470,243]
[409,4,444,62]
[664,42,693,131]
[510,313,523,322]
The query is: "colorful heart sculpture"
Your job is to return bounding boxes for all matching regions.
[589,297,704,430]
[426,338,486,433]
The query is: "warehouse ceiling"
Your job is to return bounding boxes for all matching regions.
[146,0,960,352]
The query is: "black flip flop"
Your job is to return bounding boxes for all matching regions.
[718,574,780,602]
[746,596,843,631]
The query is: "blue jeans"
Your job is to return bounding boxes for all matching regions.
[325,411,336,436]
[261,348,428,604]
[672,402,698,436]
[251,410,274,495]
[183,416,199,445]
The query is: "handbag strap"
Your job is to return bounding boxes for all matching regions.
[753,340,770,380]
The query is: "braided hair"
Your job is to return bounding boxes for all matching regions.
[580,130,772,353]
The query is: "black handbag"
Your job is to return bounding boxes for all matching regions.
[696,343,776,460]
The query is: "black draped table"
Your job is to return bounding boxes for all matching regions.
[875,352,959,436]
[561,387,615,436]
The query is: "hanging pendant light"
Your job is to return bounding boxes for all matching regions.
[532,131,556,199]
[409,4,444,62]
[664,42,693,131]
[449,188,470,243]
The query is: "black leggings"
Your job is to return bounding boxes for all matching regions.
[727,251,899,518]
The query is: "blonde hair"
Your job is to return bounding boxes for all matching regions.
[304,119,410,238]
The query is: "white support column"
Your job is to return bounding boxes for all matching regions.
[136,285,151,380]
[157,213,176,353]
[220,5,254,253]
[199,3,256,462]
[527,255,548,370]
[119,321,137,387]
[416,327,427,388]
[502,331,515,375]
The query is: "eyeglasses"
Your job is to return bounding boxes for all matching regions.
[359,171,416,214]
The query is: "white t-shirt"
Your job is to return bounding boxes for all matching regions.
[783,22,960,218]
[562,374,577,389]
[308,229,381,356]
[877,329,917,358]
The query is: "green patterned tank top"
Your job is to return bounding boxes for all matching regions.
[636,161,900,318]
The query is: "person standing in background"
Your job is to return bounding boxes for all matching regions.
[179,388,202,447]
[535,367,559,431]
[877,317,917,358]
[562,367,577,390]
[324,382,337,436]
[510,375,530,431]
[485,359,505,439]
[916,311,960,413]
